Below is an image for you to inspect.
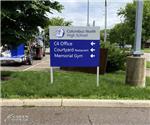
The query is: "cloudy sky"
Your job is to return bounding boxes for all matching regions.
[48,0,133,29]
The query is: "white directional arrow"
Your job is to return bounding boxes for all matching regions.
[90,54,95,58]
[90,41,96,46]
[90,48,95,52]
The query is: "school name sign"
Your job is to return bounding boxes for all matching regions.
[49,26,100,67]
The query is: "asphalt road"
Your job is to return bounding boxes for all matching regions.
[0,54,50,71]
[1,107,150,125]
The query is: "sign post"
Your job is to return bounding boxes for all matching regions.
[49,26,100,86]
[50,67,53,84]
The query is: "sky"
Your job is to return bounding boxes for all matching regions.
[48,0,133,29]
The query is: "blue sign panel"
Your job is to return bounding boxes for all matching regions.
[49,26,100,67]
[50,39,100,67]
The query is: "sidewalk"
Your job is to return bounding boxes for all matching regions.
[146,68,150,77]
[1,99,150,108]
[145,52,150,77]
[144,53,150,62]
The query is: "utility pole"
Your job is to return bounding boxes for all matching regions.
[87,0,90,26]
[104,0,107,42]
[93,20,95,27]
[133,0,143,56]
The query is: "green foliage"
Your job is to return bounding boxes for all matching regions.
[1,71,12,77]
[100,29,110,42]
[101,42,129,72]
[147,62,150,68]
[143,48,150,53]
[1,0,63,47]
[109,23,133,47]
[47,17,72,26]
[1,71,150,99]
[44,17,72,47]
[109,1,150,47]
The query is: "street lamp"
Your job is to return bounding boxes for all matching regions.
[125,0,145,88]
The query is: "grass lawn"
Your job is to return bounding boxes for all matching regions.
[1,70,150,99]
[147,62,150,68]
[143,48,150,53]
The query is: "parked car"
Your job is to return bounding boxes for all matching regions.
[32,36,46,60]
[0,44,33,65]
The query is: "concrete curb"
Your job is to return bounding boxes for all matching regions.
[1,99,150,107]
[0,99,62,107]
[62,99,150,107]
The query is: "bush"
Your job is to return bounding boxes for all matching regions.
[101,42,129,72]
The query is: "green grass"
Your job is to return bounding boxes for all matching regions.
[143,48,150,53]
[147,62,150,68]
[1,71,150,100]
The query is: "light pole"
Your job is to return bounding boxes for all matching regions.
[125,0,145,87]
[93,20,95,27]
[104,0,107,42]
[87,0,90,26]
[133,0,143,56]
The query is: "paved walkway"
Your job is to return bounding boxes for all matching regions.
[146,68,150,77]
[145,53,150,77]
[144,53,150,62]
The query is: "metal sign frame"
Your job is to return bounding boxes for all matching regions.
[49,26,100,86]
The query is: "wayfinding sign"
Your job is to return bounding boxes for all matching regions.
[49,26,100,67]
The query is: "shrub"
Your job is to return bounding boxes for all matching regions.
[101,42,130,72]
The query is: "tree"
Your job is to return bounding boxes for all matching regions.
[109,1,150,47]
[44,17,72,46]
[1,0,63,47]
[47,17,72,26]
[109,23,133,48]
